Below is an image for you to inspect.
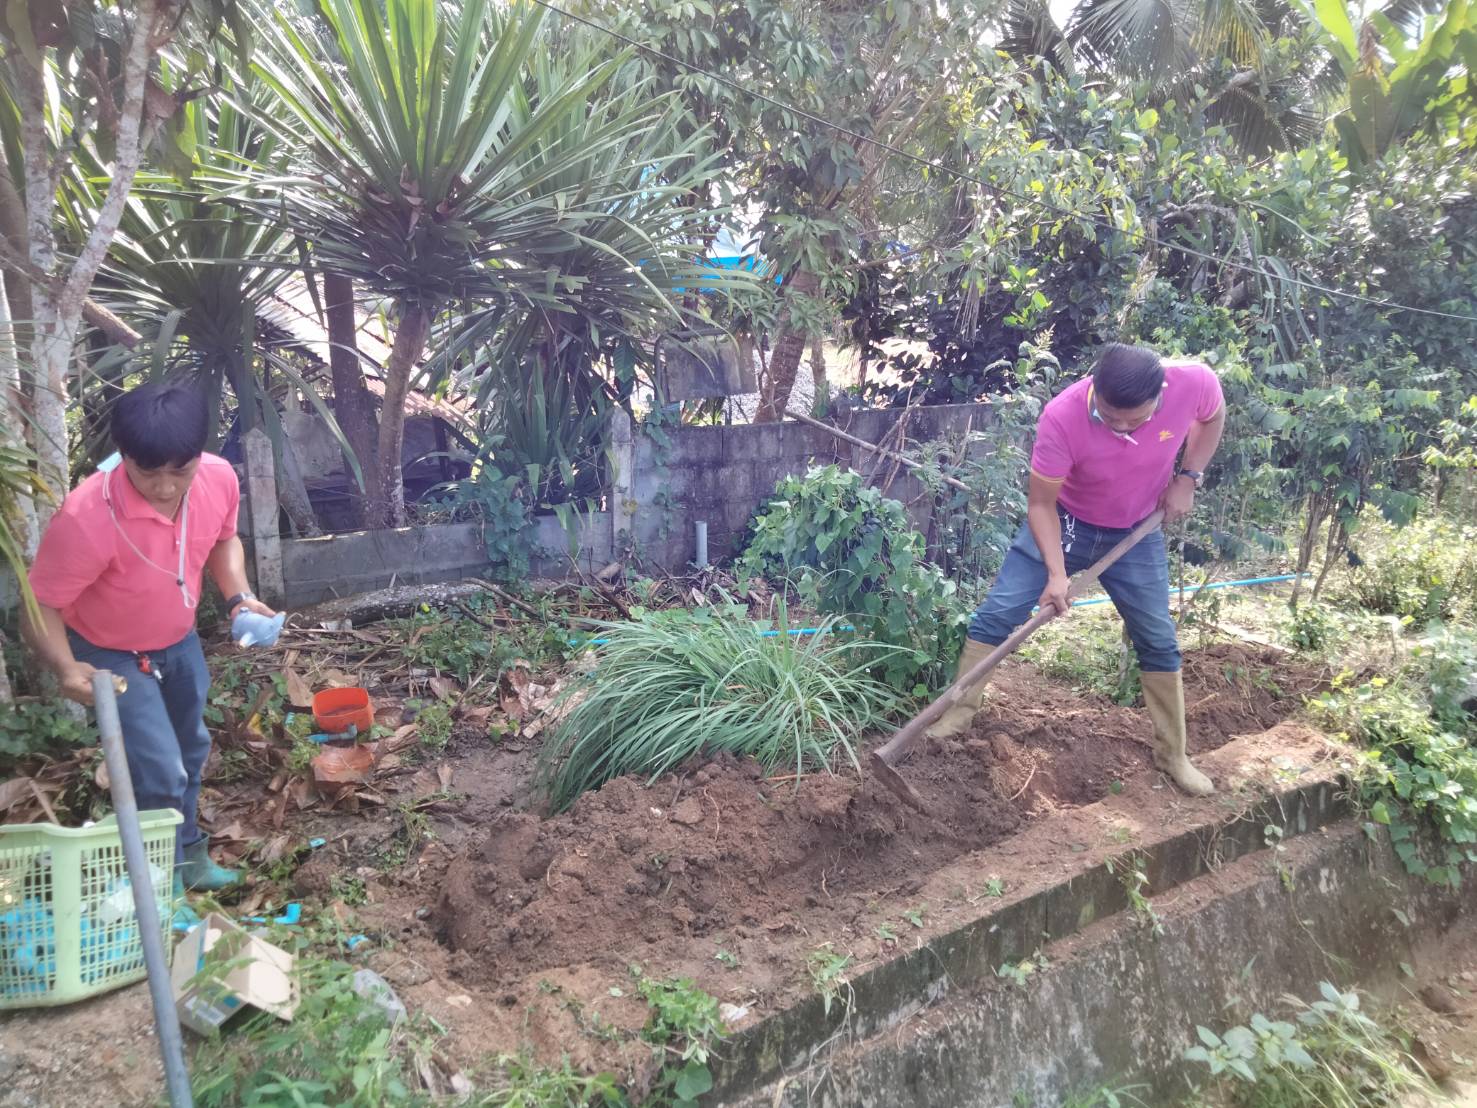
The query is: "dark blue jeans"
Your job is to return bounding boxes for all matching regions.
[968,510,1181,672]
[69,630,212,860]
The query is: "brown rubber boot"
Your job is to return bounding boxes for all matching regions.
[1140,670,1214,796]
[925,638,995,738]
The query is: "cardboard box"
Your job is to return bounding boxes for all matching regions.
[170,912,298,1035]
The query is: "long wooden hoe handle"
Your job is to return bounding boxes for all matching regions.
[870,510,1167,810]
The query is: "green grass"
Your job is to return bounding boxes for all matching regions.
[479,1054,625,1107]
[539,606,904,811]
[1018,606,1140,704]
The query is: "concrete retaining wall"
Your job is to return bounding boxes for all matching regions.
[719,816,1474,1107]
[276,512,615,607]
[250,404,999,607]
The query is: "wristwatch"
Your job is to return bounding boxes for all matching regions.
[225,591,255,614]
[1177,469,1205,489]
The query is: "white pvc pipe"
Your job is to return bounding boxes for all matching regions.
[93,671,194,1108]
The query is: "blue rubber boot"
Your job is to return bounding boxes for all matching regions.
[171,874,201,934]
[178,838,240,892]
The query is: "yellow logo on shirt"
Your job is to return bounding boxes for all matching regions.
[1158,430,1174,442]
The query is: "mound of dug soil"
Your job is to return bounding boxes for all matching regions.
[434,644,1323,990]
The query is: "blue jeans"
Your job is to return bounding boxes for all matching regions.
[69,630,213,860]
[968,510,1181,672]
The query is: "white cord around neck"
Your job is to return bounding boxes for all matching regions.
[103,467,196,610]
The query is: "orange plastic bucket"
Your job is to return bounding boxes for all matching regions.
[312,687,373,734]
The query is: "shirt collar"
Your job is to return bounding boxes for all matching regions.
[111,466,177,524]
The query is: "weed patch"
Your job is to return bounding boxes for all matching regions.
[190,960,429,1107]
[1019,608,1140,705]
[636,973,727,1108]
[1184,982,1437,1107]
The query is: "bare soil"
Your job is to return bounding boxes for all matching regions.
[0,641,1330,1102]
[431,645,1318,988]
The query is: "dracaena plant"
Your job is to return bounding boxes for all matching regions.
[251,0,728,527]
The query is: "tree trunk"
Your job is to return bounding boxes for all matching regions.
[370,304,433,529]
[0,172,33,363]
[275,429,322,537]
[1289,495,1327,607]
[1310,518,1347,604]
[0,271,37,559]
[18,0,163,528]
[810,334,828,416]
[324,271,379,529]
[29,315,74,504]
[754,269,819,423]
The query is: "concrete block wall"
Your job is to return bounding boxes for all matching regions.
[252,403,1000,605]
[631,404,995,569]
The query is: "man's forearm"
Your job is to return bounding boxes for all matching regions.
[1182,409,1226,472]
[205,535,251,600]
[1027,502,1067,580]
[22,606,79,677]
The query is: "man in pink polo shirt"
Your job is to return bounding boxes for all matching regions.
[929,343,1226,796]
[24,382,279,926]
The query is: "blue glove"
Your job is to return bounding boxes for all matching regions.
[233,609,286,648]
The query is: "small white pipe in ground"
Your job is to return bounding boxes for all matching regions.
[695,520,709,568]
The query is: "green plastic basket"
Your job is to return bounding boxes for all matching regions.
[0,809,181,1008]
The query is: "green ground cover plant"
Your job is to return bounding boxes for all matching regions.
[539,604,902,811]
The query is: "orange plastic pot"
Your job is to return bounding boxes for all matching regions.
[312,687,374,735]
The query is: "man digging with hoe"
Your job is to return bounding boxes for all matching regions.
[930,343,1226,796]
[22,381,280,929]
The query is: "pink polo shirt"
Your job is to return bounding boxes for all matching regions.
[1029,361,1224,529]
[29,454,241,651]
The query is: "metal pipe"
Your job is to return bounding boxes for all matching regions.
[92,671,194,1108]
[694,520,709,569]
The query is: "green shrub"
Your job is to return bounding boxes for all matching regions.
[1415,623,1477,732]
[1313,645,1477,886]
[0,696,90,770]
[1285,603,1338,655]
[737,465,966,691]
[1184,982,1437,1107]
[1340,516,1477,624]
[424,463,533,581]
[539,605,902,811]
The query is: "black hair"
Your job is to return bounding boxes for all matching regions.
[111,381,210,468]
[1092,343,1164,408]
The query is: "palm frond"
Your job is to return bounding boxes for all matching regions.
[1067,0,1198,81]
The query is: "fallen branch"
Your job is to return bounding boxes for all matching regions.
[788,410,973,496]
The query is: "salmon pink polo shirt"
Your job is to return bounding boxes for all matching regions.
[29,453,241,652]
[1029,361,1224,529]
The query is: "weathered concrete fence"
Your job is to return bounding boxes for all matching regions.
[241,404,997,607]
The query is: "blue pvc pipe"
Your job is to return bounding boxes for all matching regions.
[1069,572,1304,609]
[562,573,1304,647]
